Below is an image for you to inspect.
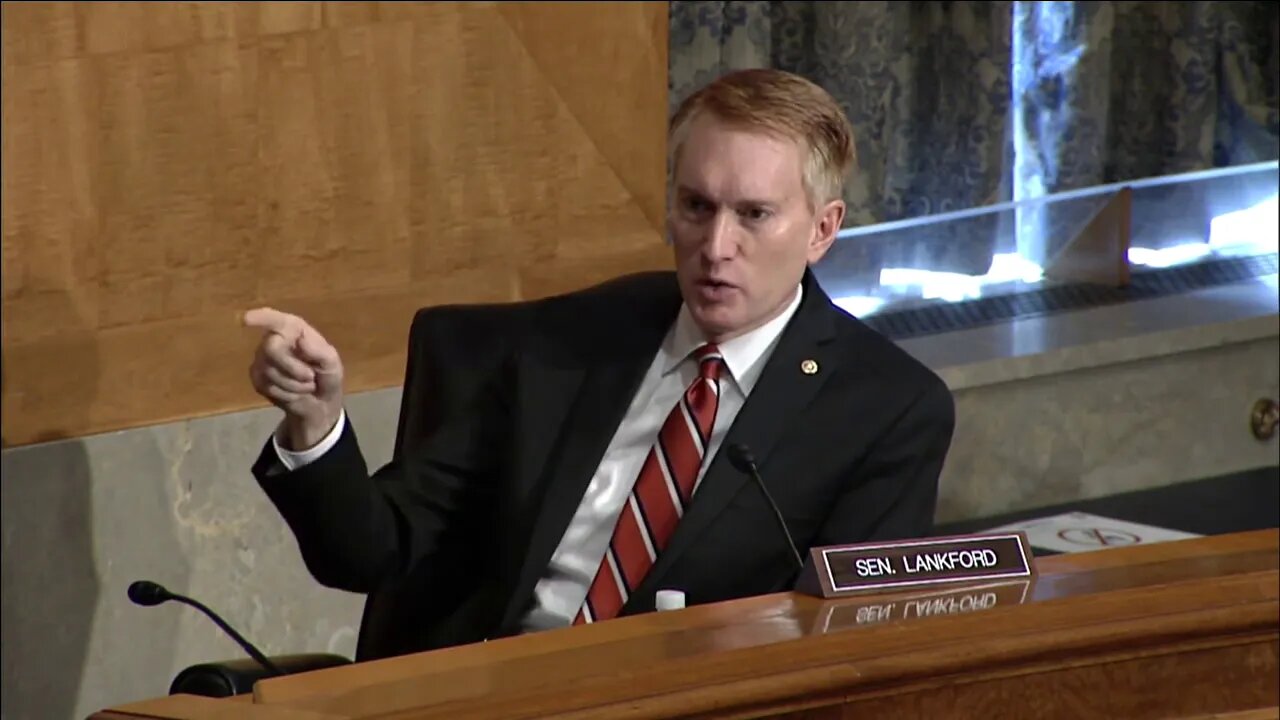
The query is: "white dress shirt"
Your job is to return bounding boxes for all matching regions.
[274,284,804,630]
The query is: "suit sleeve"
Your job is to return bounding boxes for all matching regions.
[252,365,510,594]
[815,375,956,545]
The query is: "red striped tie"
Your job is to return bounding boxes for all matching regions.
[574,344,725,625]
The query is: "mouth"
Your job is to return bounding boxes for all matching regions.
[696,278,737,291]
[692,278,739,302]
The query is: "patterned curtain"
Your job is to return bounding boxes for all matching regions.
[1014,1,1280,198]
[670,1,1015,228]
[670,1,1280,227]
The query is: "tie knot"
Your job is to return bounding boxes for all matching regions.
[694,344,724,380]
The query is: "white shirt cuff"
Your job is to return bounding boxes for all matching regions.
[273,410,346,471]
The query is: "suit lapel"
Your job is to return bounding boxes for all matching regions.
[624,271,841,611]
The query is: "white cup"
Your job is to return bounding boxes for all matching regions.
[655,589,686,611]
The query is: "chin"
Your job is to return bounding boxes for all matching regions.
[689,306,742,340]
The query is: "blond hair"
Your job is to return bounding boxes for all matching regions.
[668,69,857,208]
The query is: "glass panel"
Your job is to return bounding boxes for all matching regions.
[815,161,1279,318]
[1127,163,1278,267]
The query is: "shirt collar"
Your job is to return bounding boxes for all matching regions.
[662,283,804,394]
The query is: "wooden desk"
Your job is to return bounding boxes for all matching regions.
[95,529,1280,719]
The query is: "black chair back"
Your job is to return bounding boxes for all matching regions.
[353,300,530,661]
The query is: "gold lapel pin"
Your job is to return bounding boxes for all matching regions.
[800,359,819,375]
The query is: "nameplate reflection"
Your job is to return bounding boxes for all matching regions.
[814,579,1033,634]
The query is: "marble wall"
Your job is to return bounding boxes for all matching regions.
[2,319,1277,719]
[1,390,399,720]
[936,335,1280,523]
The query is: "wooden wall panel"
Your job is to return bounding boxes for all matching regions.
[1,1,671,447]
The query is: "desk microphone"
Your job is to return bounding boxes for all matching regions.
[127,580,284,677]
[726,443,804,572]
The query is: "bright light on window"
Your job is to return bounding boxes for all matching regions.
[878,253,1045,304]
[879,268,982,302]
[987,253,1045,283]
[1129,194,1278,269]
[1128,243,1213,268]
[1209,194,1279,253]
[832,296,888,318]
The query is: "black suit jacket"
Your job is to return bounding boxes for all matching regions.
[255,269,955,657]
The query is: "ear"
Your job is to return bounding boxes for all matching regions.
[806,199,845,264]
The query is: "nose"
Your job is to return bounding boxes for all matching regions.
[701,210,739,262]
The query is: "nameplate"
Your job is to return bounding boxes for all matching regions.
[796,533,1035,598]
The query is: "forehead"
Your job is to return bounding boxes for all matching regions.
[674,117,806,201]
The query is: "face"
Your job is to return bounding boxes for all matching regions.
[669,116,844,343]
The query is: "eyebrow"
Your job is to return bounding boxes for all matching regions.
[675,186,778,207]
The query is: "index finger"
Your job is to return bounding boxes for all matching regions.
[243,307,305,341]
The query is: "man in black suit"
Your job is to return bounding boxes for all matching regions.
[244,69,954,651]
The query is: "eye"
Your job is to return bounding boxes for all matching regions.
[741,206,772,222]
[682,196,713,214]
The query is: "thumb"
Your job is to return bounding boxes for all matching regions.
[294,327,341,374]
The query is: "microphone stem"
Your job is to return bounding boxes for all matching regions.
[182,595,284,677]
[770,500,805,571]
[748,467,804,571]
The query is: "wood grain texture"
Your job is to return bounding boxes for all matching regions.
[89,692,345,720]
[1,1,669,446]
[88,531,1280,719]
[251,531,1275,718]
[1175,709,1280,720]
[771,642,1279,720]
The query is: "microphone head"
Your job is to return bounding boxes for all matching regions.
[127,580,172,607]
[726,443,756,472]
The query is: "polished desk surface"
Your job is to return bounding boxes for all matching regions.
[102,529,1279,720]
